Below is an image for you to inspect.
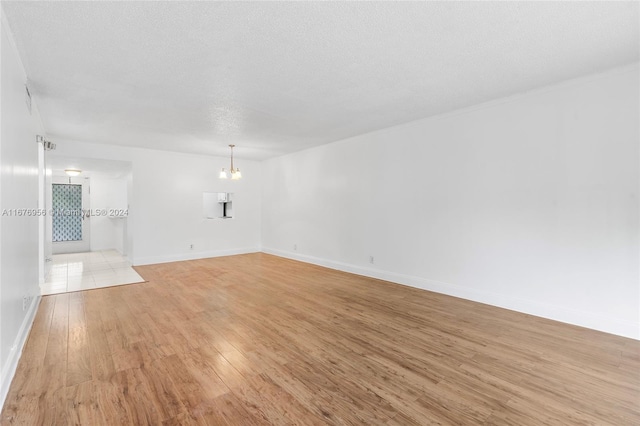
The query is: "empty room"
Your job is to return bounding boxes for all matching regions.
[0,1,638,425]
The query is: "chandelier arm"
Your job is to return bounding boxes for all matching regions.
[220,144,241,179]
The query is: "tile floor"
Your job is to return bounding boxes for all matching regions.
[42,250,145,295]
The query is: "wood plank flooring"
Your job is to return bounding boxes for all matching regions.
[2,253,639,425]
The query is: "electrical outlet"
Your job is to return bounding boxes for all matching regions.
[369,256,374,264]
[293,244,297,251]
[190,244,194,250]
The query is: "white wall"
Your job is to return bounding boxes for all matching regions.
[51,142,262,265]
[0,12,44,404]
[262,64,640,339]
[89,175,129,253]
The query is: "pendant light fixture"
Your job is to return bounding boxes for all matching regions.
[219,144,242,180]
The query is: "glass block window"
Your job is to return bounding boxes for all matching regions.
[52,184,83,242]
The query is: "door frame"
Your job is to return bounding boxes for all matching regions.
[51,176,91,254]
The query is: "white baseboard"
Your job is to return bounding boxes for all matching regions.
[1,295,41,408]
[134,247,261,266]
[262,247,639,340]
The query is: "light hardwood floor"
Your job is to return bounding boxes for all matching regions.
[2,253,639,425]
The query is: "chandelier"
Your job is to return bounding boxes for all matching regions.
[219,144,242,180]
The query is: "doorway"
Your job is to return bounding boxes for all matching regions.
[41,155,140,294]
[51,176,91,254]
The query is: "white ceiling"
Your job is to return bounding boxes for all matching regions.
[2,1,638,160]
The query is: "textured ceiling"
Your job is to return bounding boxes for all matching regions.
[2,1,638,160]
[47,155,131,179]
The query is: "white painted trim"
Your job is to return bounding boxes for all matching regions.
[262,247,639,340]
[134,247,261,266]
[0,295,41,408]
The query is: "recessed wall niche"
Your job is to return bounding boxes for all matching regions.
[203,192,233,219]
